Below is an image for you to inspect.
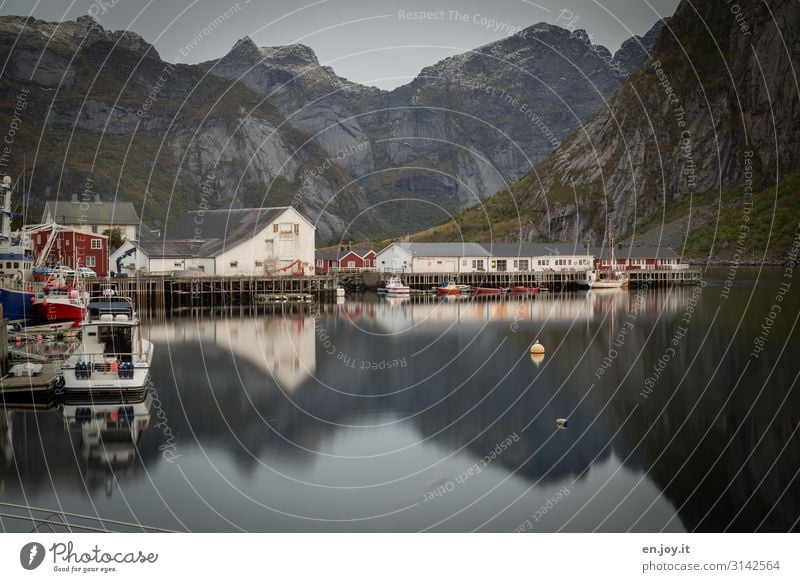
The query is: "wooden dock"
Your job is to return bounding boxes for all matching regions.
[392,268,701,291]
[81,268,700,313]
[86,274,339,312]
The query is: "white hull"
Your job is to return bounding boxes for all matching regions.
[580,269,629,289]
[61,340,153,392]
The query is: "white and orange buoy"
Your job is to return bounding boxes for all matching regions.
[530,340,545,354]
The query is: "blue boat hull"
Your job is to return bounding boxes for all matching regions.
[0,287,37,322]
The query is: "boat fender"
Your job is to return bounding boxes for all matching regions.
[55,375,65,389]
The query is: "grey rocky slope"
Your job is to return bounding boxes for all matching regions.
[0,14,662,242]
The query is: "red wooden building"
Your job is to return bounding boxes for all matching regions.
[314,248,377,274]
[593,246,682,270]
[28,225,109,276]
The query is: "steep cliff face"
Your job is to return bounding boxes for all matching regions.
[0,15,374,242]
[0,13,663,242]
[196,20,664,237]
[427,0,799,258]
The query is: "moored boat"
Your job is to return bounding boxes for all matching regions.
[435,281,469,296]
[471,287,502,296]
[59,290,153,395]
[508,286,540,295]
[33,276,89,326]
[378,275,411,295]
[0,176,37,322]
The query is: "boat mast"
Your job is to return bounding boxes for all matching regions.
[1,176,12,243]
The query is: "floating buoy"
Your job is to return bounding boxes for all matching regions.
[530,353,544,366]
[556,418,568,429]
[14,336,21,345]
[530,340,545,354]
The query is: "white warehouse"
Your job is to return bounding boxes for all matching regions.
[109,206,315,276]
[375,242,594,274]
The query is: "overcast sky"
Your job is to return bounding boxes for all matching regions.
[0,0,680,89]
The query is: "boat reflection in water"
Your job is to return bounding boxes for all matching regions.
[60,394,152,496]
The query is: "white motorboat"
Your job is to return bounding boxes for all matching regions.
[59,291,153,395]
[377,275,411,295]
[583,269,629,289]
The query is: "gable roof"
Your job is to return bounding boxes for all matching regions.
[133,239,204,258]
[165,207,314,258]
[315,249,342,261]
[386,242,491,257]
[42,198,140,225]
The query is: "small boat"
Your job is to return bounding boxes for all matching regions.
[508,286,540,295]
[33,275,89,326]
[471,287,502,296]
[378,275,410,295]
[582,270,629,289]
[59,290,154,395]
[435,282,470,296]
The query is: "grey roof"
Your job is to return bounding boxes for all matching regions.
[315,249,342,261]
[134,239,204,258]
[593,245,680,260]
[42,198,140,225]
[165,207,312,258]
[480,242,592,257]
[391,242,491,257]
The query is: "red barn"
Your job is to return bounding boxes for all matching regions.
[27,225,109,276]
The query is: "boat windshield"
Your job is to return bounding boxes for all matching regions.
[97,325,133,358]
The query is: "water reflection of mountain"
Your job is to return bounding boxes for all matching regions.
[3,280,798,531]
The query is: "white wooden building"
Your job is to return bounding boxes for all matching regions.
[109,206,315,276]
[481,243,594,272]
[376,243,492,274]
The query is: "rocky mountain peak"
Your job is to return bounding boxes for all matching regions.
[224,35,261,63]
[259,43,320,68]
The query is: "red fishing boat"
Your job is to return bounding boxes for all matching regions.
[471,287,501,296]
[508,286,540,295]
[435,282,469,296]
[32,277,88,326]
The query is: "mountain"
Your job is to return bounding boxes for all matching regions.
[0,14,662,243]
[421,0,800,261]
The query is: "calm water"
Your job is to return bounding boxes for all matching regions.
[1,268,799,532]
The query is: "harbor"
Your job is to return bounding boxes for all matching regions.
[1,268,798,533]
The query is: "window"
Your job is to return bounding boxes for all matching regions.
[514,259,529,270]
[91,226,98,234]
[496,259,507,271]
[174,262,183,268]
[279,223,294,239]
[85,257,96,267]
[472,259,484,270]
[13,262,19,268]
[255,260,264,267]
[229,260,238,267]
[273,224,279,233]
[91,239,102,250]
[348,261,356,268]
[461,260,467,266]
[538,259,549,266]
[316,260,323,267]
[294,224,299,234]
